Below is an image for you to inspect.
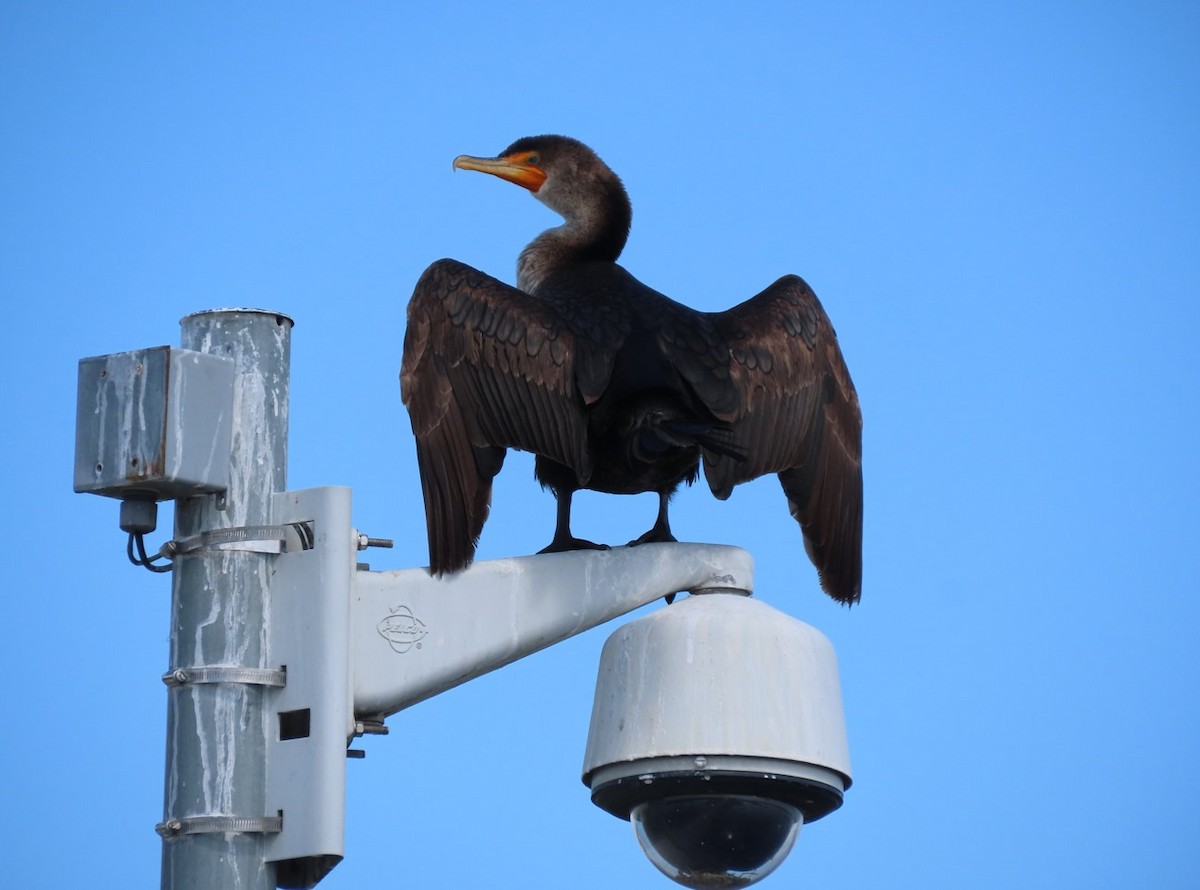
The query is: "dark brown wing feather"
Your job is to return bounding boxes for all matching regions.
[401,258,594,573]
[702,275,863,603]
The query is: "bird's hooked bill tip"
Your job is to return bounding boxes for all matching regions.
[452,154,504,173]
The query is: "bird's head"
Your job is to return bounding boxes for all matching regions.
[453,135,630,244]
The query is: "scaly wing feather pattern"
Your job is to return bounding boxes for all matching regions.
[653,294,741,421]
[401,258,592,573]
[702,275,863,603]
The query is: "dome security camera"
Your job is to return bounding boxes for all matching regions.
[582,591,851,888]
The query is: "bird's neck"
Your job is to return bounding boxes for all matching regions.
[518,188,631,295]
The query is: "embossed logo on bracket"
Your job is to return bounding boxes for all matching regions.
[377,604,427,654]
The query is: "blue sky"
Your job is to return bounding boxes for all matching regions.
[3,2,1198,887]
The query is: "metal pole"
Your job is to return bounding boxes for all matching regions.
[161,309,292,890]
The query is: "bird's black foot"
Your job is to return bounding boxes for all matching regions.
[538,536,611,555]
[627,527,679,547]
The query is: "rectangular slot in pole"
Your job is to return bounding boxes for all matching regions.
[278,709,312,741]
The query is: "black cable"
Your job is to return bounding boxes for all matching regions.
[127,531,174,573]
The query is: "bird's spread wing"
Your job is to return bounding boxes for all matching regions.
[401,258,593,573]
[702,275,863,603]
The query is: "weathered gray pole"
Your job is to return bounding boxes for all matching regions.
[160,309,292,890]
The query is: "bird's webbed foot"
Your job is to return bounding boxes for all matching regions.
[538,535,611,555]
[627,526,679,547]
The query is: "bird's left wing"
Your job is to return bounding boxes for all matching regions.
[702,275,863,603]
[401,258,592,574]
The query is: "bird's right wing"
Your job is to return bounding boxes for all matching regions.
[401,258,594,574]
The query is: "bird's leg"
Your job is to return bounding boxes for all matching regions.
[538,488,609,554]
[628,491,679,547]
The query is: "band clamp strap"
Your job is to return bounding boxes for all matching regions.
[156,815,283,838]
[171,524,291,556]
[162,666,287,688]
[166,521,315,557]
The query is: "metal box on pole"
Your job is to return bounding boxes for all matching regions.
[74,346,235,501]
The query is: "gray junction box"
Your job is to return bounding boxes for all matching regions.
[74,346,236,501]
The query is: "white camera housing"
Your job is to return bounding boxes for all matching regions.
[582,592,851,887]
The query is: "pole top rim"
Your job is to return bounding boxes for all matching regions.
[180,308,295,327]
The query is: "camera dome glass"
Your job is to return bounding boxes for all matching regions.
[631,794,801,888]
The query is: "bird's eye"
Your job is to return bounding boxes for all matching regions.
[526,153,540,166]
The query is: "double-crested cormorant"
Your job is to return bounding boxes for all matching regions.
[402,135,863,603]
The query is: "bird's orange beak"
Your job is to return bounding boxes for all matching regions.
[453,153,547,193]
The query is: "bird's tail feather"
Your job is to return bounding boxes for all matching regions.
[660,420,747,462]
